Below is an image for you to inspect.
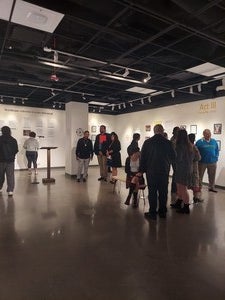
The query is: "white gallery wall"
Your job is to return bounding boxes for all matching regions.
[0,105,65,169]
[1,96,224,187]
[114,97,225,187]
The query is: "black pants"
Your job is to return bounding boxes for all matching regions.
[146,173,169,215]
[26,151,38,169]
[171,162,177,194]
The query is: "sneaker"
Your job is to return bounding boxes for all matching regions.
[98,177,103,181]
[8,192,13,196]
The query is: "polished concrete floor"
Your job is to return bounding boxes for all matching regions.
[0,167,225,300]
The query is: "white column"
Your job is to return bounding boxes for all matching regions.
[65,102,88,175]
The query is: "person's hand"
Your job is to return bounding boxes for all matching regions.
[136,172,142,177]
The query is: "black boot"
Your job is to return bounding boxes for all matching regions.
[170,199,182,209]
[124,184,135,205]
[177,203,190,214]
[132,192,139,208]
[125,194,132,205]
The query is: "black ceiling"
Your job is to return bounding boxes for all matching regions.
[1,0,225,114]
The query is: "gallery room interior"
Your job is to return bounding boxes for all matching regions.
[0,1,225,299]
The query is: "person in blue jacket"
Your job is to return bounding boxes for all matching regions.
[195,129,219,193]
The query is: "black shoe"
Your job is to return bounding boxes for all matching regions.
[193,197,204,203]
[144,212,157,220]
[170,199,182,209]
[77,179,80,182]
[176,204,190,214]
[158,212,167,218]
[208,189,217,193]
[98,177,103,181]
[83,178,86,182]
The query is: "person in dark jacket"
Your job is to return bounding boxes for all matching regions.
[107,132,122,183]
[127,133,140,156]
[0,126,18,196]
[76,130,93,182]
[94,125,111,181]
[139,124,176,220]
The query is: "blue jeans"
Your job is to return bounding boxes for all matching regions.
[26,151,38,169]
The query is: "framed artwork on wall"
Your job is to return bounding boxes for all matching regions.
[216,140,221,151]
[23,129,31,136]
[91,125,97,133]
[190,125,197,134]
[214,123,222,134]
[145,125,151,131]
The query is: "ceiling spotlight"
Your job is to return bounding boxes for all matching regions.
[118,104,121,110]
[130,102,133,107]
[18,82,24,86]
[189,86,193,94]
[43,46,52,53]
[123,103,126,109]
[143,73,151,83]
[59,103,62,108]
[202,81,208,85]
[51,89,56,96]
[197,83,202,92]
[122,68,129,78]
[171,90,175,98]
[53,102,56,108]
[22,99,25,104]
[141,98,144,104]
[82,93,86,100]
[111,105,115,111]
[99,108,101,113]
[93,108,95,113]
[0,96,3,103]
[13,98,16,104]
[147,96,152,103]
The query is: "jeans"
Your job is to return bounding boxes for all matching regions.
[0,162,15,192]
[77,158,90,179]
[26,151,38,169]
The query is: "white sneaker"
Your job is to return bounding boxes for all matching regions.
[8,192,13,196]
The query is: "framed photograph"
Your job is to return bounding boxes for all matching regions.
[23,129,31,136]
[214,123,222,134]
[91,134,96,142]
[145,125,151,132]
[216,140,221,151]
[190,125,197,134]
[180,125,186,129]
[91,125,97,133]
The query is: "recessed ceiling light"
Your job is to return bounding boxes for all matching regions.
[0,1,64,32]
[186,63,225,77]
[126,86,156,94]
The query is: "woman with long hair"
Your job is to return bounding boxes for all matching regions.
[107,132,122,183]
[175,129,194,214]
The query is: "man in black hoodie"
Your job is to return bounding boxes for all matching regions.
[139,124,176,220]
[0,126,18,196]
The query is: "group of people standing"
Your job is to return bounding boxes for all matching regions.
[141,125,219,220]
[76,124,219,220]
